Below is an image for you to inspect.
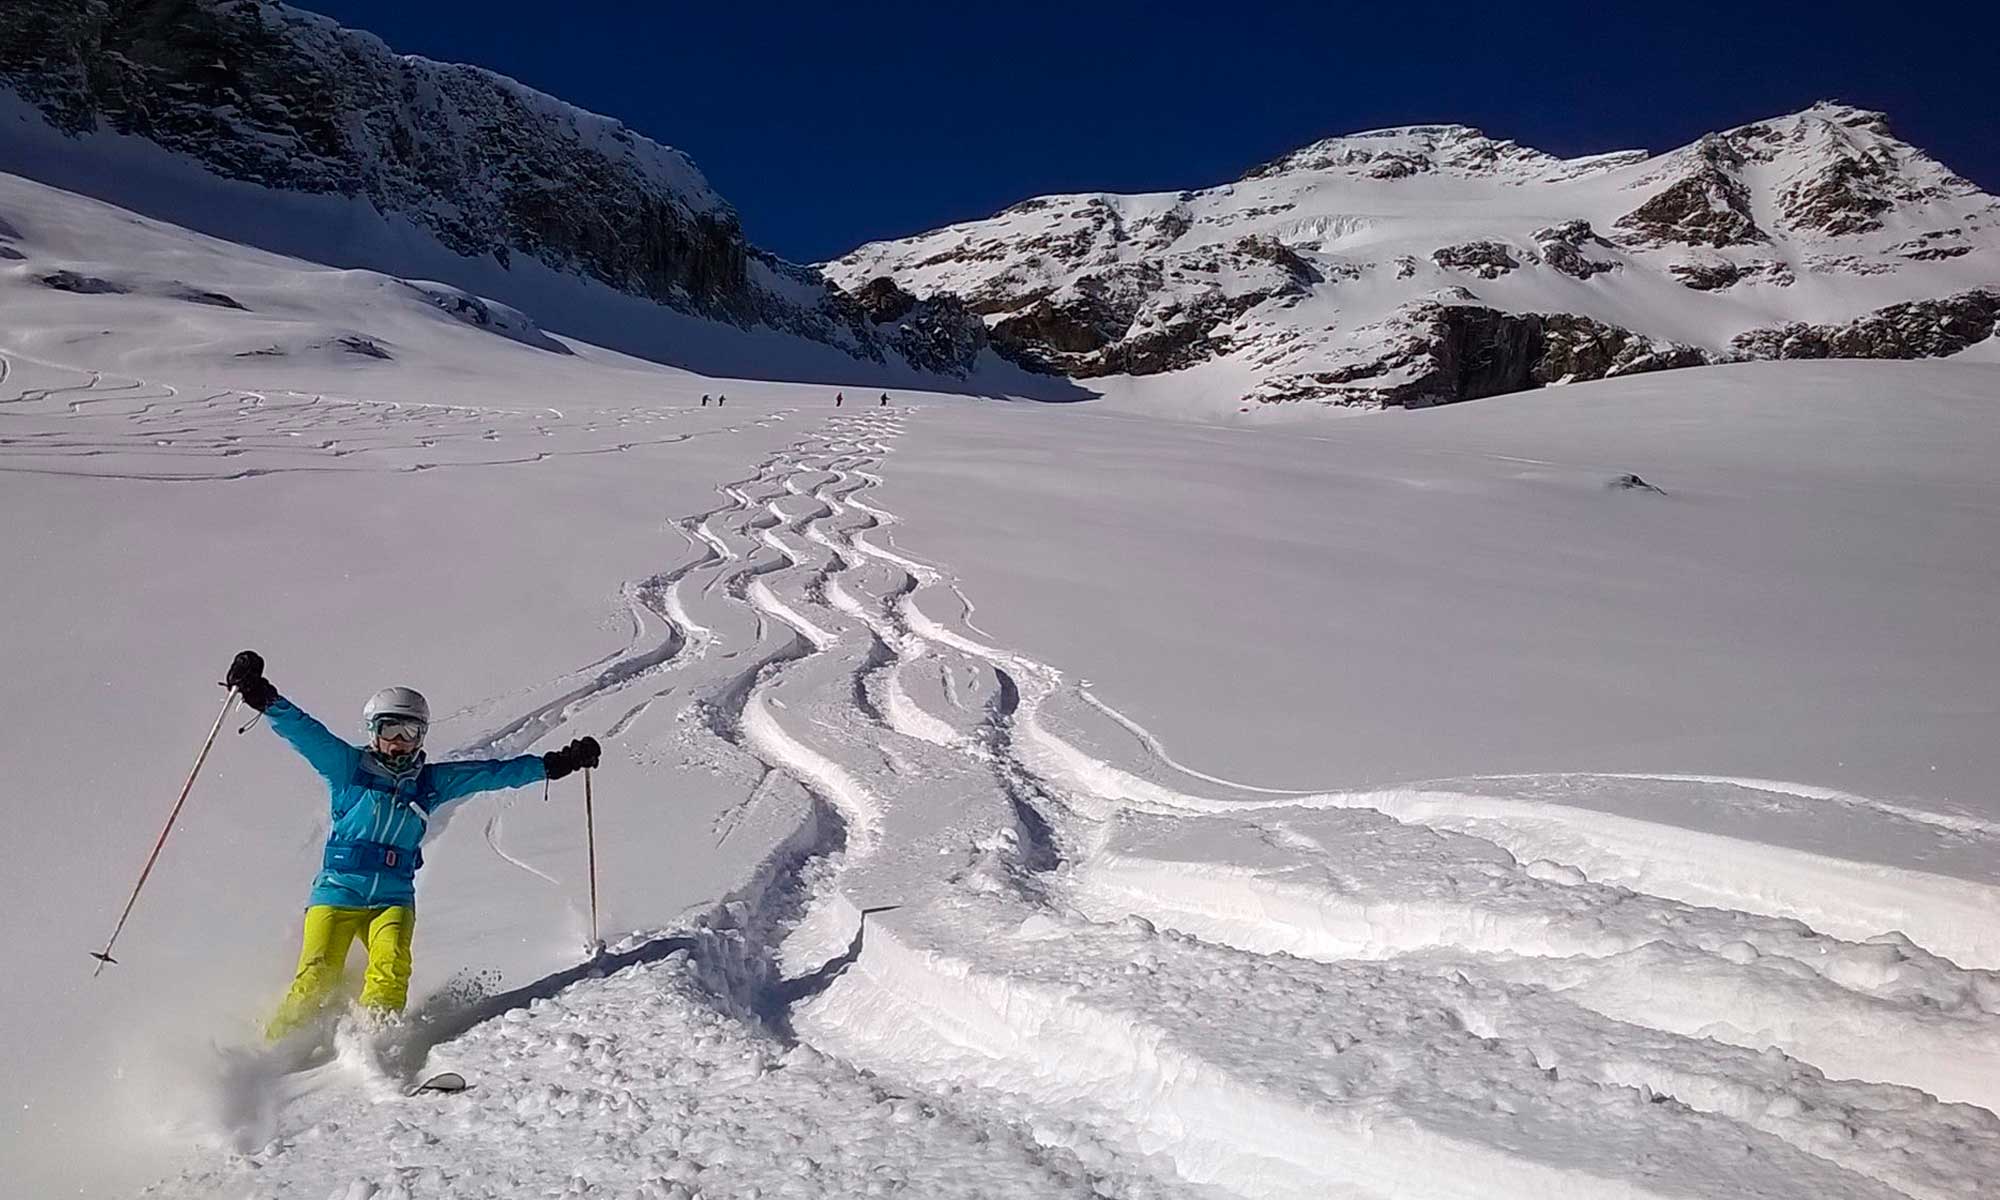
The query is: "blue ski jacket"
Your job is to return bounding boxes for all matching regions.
[266,696,547,909]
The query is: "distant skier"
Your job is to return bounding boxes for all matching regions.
[717,394,726,407]
[835,392,844,407]
[700,393,710,407]
[223,651,599,1039]
[879,393,889,406]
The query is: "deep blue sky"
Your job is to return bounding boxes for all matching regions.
[304,0,1999,263]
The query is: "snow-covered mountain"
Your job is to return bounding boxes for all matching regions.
[0,0,996,380]
[16,5,1990,416]
[827,106,2000,409]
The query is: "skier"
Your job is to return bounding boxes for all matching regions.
[222,651,600,1039]
[879,393,889,406]
[700,393,710,407]
[717,394,726,407]
[835,392,843,407]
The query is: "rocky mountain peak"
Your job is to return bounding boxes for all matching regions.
[831,103,2000,413]
[1613,102,1991,247]
[1242,123,1566,182]
[1800,101,1895,137]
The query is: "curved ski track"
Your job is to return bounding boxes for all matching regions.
[440,407,2000,1199]
[0,347,792,480]
[150,400,2000,1199]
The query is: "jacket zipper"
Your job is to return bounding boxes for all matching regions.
[349,770,419,908]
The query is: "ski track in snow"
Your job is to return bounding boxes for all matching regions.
[151,405,2000,1200]
[0,347,796,481]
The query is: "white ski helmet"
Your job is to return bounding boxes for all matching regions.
[362,686,430,733]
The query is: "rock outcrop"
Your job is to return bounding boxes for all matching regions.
[1431,241,1521,279]
[2,0,749,314]
[1730,289,2000,361]
[840,276,991,376]
[1532,221,1621,280]
[1668,260,1797,291]
[1240,300,1709,409]
[1615,137,1769,247]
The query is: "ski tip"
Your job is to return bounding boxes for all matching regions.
[408,1071,470,1096]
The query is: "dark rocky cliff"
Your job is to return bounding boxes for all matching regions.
[0,0,993,375]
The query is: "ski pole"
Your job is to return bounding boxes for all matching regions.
[583,766,601,955]
[92,688,240,975]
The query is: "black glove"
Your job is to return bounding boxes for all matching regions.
[542,736,601,780]
[224,650,277,711]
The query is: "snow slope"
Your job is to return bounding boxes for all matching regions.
[827,105,2000,413]
[2,170,1998,1199]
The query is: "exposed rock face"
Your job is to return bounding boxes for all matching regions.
[171,287,247,309]
[40,269,126,294]
[1532,221,1620,279]
[984,263,1148,364]
[838,276,990,376]
[1431,241,1521,279]
[0,214,25,260]
[969,235,1321,378]
[1766,109,1971,238]
[1396,304,1545,403]
[1537,313,1709,382]
[1730,289,2000,360]
[988,285,1260,378]
[1246,301,1708,409]
[850,276,920,324]
[1240,124,1576,182]
[880,293,990,376]
[1668,259,1796,291]
[1617,105,1987,249]
[1887,231,1973,261]
[0,0,996,376]
[1782,153,1896,236]
[1233,235,1323,286]
[1616,137,1768,247]
[1378,305,1705,407]
[2,0,749,314]
[1096,292,1265,376]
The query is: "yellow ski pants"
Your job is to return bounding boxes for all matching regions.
[266,904,415,1040]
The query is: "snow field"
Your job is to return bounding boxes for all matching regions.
[158,947,1223,1200]
[774,478,1998,1196]
[38,390,1995,1200]
[395,408,1994,1199]
[1066,810,2000,1111]
[0,345,793,483]
[654,412,2000,1198]
[0,298,858,1191]
[1284,781,2000,971]
[0,351,1974,1199]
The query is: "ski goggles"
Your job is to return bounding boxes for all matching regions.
[369,716,428,744]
